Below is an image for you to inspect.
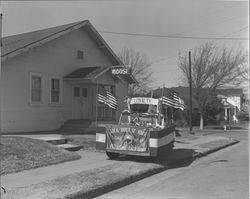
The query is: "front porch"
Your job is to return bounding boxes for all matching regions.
[64,66,119,122]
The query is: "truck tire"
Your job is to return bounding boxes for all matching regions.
[106,151,119,159]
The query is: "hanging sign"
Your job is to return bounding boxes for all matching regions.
[111,66,131,75]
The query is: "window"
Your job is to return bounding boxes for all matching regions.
[51,78,61,103]
[30,74,42,103]
[74,87,80,97]
[77,50,84,60]
[82,88,87,97]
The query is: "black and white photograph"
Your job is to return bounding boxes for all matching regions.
[0,0,249,198]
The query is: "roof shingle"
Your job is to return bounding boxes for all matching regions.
[2,21,85,57]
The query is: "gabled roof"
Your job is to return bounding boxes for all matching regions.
[1,20,122,65]
[64,66,109,80]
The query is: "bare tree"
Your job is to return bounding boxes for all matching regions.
[178,42,247,130]
[118,47,154,95]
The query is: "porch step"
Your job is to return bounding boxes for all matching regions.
[57,144,83,151]
[34,136,83,151]
[64,119,92,125]
[60,119,105,134]
[59,127,104,135]
[35,137,67,145]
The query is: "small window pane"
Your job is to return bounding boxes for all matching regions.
[51,79,60,103]
[52,79,59,90]
[74,87,80,97]
[32,90,41,102]
[31,76,42,102]
[77,50,84,59]
[32,76,41,90]
[82,88,87,97]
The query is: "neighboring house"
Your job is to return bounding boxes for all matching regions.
[217,88,243,121]
[0,20,136,133]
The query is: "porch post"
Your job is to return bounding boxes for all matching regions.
[224,108,227,120]
[95,81,98,125]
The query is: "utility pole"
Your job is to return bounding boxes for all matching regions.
[188,51,193,133]
[0,12,2,133]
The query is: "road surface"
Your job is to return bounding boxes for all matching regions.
[96,130,249,199]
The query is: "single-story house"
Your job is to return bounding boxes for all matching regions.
[0,20,136,133]
[217,88,243,120]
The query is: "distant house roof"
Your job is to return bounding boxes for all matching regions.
[152,87,243,98]
[217,88,243,96]
[1,20,122,65]
[221,100,237,108]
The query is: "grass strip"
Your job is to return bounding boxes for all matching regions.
[0,136,81,175]
[6,161,166,199]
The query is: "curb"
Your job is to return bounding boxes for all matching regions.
[193,139,240,158]
[67,139,239,199]
[66,166,167,199]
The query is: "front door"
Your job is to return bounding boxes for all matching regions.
[72,86,89,119]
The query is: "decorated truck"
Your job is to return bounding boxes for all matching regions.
[96,97,175,159]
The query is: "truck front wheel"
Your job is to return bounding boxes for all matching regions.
[106,151,119,159]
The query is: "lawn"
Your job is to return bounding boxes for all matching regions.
[0,136,81,175]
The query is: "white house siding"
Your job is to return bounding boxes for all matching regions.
[1,28,120,133]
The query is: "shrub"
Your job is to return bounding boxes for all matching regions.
[236,111,249,121]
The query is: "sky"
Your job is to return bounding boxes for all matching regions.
[0,0,248,89]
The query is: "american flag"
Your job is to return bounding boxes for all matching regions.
[97,89,118,110]
[161,89,185,110]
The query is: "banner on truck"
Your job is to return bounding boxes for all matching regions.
[106,125,150,152]
[130,97,159,105]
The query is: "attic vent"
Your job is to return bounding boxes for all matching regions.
[77,50,84,60]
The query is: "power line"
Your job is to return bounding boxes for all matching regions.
[98,30,249,41]
[224,26,248,37]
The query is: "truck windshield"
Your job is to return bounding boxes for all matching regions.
[130,104,157,114]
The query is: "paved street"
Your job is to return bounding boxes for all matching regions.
[96,130,249,199]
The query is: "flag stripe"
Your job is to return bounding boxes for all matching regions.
[161,90,185,110]
[162,97,182,107]
[162,101,184,110]
[97,90,118,110]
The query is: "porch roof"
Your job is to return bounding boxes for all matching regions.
[222,100,236,108]
[64,66,109,80]
[64,66,137,84]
